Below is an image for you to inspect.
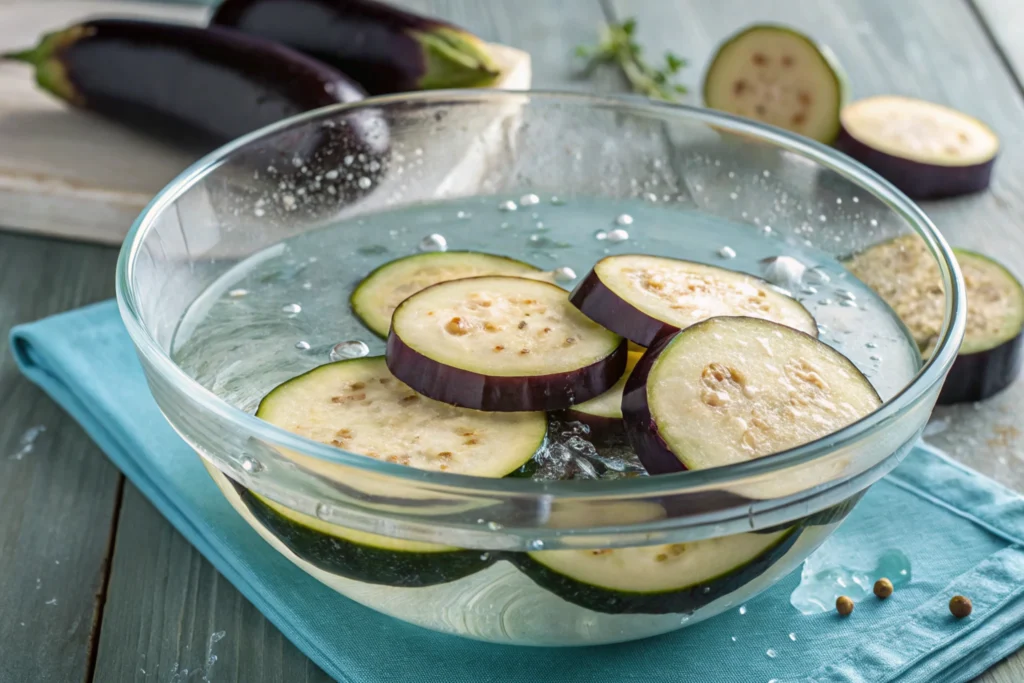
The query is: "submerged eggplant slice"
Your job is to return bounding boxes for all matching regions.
[703,24,846,143]
[257,356,546,476]
[351,251,543,338]
[844,235,1024,403]
[836,96,998,199]
[623,317,880,474]
[570,255,817,347]
[387,276,626,411]
[565,349,644,436]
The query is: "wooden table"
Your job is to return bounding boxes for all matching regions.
[2,0,1023,680]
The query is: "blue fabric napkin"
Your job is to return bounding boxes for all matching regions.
[11,300,1024,683]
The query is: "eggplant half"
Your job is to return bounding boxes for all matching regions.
[622,317,880,474]
[4,19,366,151]
[570,255,817,347]
[211,0,501,94]
[836,96,998,199]
[843,236,1024,404]
[387,276,626,412]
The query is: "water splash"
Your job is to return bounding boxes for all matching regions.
[790,547,911,614]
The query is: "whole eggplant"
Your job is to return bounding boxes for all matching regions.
[211,0,501,94]
[4,19,369,150]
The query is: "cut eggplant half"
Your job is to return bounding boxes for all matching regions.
[844,236,1024,403]
[703,24,846,143]
[351,251,543,338]
[387,276,626,411]
[565,349,644,436]
[570,255,817,347]
[235,481,492,587]
[256,356,546,476]
[623,317,880,474]
[513,527,798,614]
[836,96,998,199]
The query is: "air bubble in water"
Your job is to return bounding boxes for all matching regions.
[805,266,832,285]
[282,303,302,315]
[550,196,565,205]
[240,455,263,473]
[866,341,878,349]
[606,229,629,243]
[594,230,608,241]
[800,286,818,295]
[615,213,634,226]
[294,340,311,350]
[528,540,545,550]
[718,246,737,259]
[357,177,372,189]
[836,289,857,301]
[553,266,577,283]
[761,256,807,289]
[301,281,313,290]
[315,503,331,520]
[870,355,882,361]
[498,200,518,212]
[480,552,491,561]
[228,288,248,298]
[702,586,711,594]
[818,299,834,306]
[520,193,540,206]
[534,221,545,230]
[870,219,879,226]
[456,210,471,219]
[486,521,503,531]
[330,341,370,361]
[419,233,447,252]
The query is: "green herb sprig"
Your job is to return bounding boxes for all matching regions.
[575,19,688,101]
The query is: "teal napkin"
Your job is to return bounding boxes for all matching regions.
[11,300,1024,683]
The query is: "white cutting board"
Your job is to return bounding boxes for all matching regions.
[0,1,531,244]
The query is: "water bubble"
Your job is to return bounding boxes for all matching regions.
[728,171,736,178]
[761,256,807,289]
[486,521,503,531]
[528,234,543,243]
[357,177,372,189]
[870,355,882,361]
[456,210,471,219]
[766,649,778,659]
[240,455,264,473]
[805,266,832,285]
[763,170,771,178]
[731,636,738,643]
[615,213,634,226]
[594,230,608,241]
[519,193,540,206]
[315,503,331,520]
[419,233,448,252]
[788,632,797,641]
[738,605,747,615]
[801,286,818,295]
[643,192,658,202]
[528,540,545,550]
[228,288,248,298]
[818,299,834,306]
[836,289,857,301]
[254,207,266,217]
[818,214,827,222]
[480,552,491,561]
[281,194,297,210]
[853,196,860,203]
[498,200,518,212]
[718,246,737,259]
[500,222,510,229]
[301,281,313,290]
[550,196,566,205]
[866,341,878,349]
[294,340,311,350]
[606,229,630,243]
[839,300,857,307]
[534,221,545,230]
[869,218,879,227]
[330,341,370,361]
[702,586,711,594]
[817,324,829,336]
[281,303,302,315]
[553,266,577,283]
[729,192,739,200]
[761,225,774,236]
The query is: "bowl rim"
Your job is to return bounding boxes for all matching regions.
[116,89,966,501]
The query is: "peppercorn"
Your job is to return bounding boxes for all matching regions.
[949,595,972,619]
[874,578,894,599]
[836,595,854,616]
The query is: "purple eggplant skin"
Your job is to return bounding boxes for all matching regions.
[937,334,1024,404]
[835,127,995,200]
[570,268,680,348]
[386,333,628,413]
[3,19,367,151]
[211,0,501,95]
[620,332,688,475]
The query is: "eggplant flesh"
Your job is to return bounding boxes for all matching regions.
[4,19,367,152]
[211,0,500,94]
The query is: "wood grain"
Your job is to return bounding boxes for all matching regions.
[0,233,122,683]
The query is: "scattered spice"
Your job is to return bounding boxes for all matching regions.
[949,595,972,619]
[873,578,893,599]
[836,595,854,616]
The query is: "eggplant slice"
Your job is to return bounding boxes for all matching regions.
[622,317,880,474]
[387,276,626,411]
[703,24,846,143]
[351,251,543,337]
[570,255,817,347]
[565,349,644,436]
[843,235,1024,403]
[257,356,546,476]
[836,96,999,199]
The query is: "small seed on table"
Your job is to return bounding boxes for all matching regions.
[949,595,972,619]
[874,578,893,599]
[836,596,854,616]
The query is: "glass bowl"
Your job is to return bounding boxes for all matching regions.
[116,91,965,646]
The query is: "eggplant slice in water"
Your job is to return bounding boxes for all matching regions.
[844,235,1024,403]
[836,96,998,199]
[387,276,626,412]
[565,349,644,437]
[570,255,817,347]
[3,19,366,151]
[211,0,501,94]
[703,24,846,143]
[622,317,880,475]
[351,251,544,338]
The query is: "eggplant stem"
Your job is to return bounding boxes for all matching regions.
[2,48,38,64]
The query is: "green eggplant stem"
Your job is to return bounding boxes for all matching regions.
[2,48,39,64]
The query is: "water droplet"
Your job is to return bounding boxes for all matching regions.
[357,177,372,189]
[853,196,860,203]
[528,540,545,550]
[731,636,738,643]
[606,229,629,243]
[738,605,747,615]
[762,170,771,178]
[519,193,540,206]
[456,210,471,219]
[818,214,827,222]
[761,256,807,289]
[866,341,878,349]
[839,300,857,307]
[836,289,857,301]
[728,171,736,178]
[805,266,832,285]
[789,632,797,641]
[486,521,503,531]
[553,266,577,283]
[615,213,634,226]
[729,192,739,200]
[228,288,248,298]
[528,234,543,243]
[301,281,313,290]
[900,569,908,576]
[500,222,510,229]
[701,586,711,594]
[281,303,302,315]
[531,212,540,219]
[836,198,843,204]
[419,233,448,252]
[800,286,818,295]
[718,246,737,259]
[534,221,545,230]
[818,299,834,306]
[294,341,311,350]
[240,455,264,473]
[594,230,608,241]
[480,552,491,561]
[869,218,879,227]
[643,192,658,202]
[254,207,265,217]
[550,196,565,205]
[498,200,518,212]
[766,649,778,659]
[315,503,331,520]
[330,341,370,361]
[870,355,882,361]
[761,225,773,235]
